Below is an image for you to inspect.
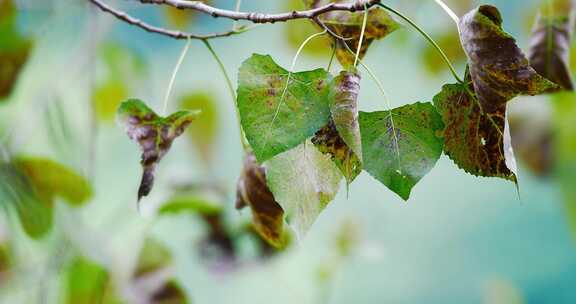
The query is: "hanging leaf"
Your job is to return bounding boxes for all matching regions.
[178,92,219,165]
[312,70,362,183]
[528,9,574,91]
[359,102,444,200]
[433,82,518,181]
[0,0,32,100]
[236,153,288,248]
[0,158,91,238]
[311,1,399,68]
[117,99,199,201]
[459,5,558,113]
[266,141,342,237]
[237,54,332,163]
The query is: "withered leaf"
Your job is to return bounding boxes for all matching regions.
[312,1,399,68]
[459,5,558,113]
[433,82,517,181]
[312,71,362,183]
[359,102,444,200]
[117,99,198,201]
[528,10,574,90]
[237,54,332,163]
[236,153,288,248]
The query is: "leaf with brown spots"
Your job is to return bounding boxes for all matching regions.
[528,7,574,91]
[433,82,517,181]
[117,99,199,201]
[237,54,332,163]
[236,153,289,248]
[359,102,444,200]
[312,71,362,183]
[310,1,399,68]
[459,5,559,113]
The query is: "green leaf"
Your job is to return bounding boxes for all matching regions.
[528,9,574,90]
[359,102,444,200]
[237,54,332,163]
[236,153,288,248]
[459,5,558,113]
[311,1,399,68]
[266,141,342,237]
[0,158,91,238]
[159,195,222,216]
[433,82,517,181]
[135,237,172,277]
[93,80,128,122]
[117,99,199,201]
[551,92,576,237]
[312,71,362,183]
[65,256,120,304]
[178,92,219,164]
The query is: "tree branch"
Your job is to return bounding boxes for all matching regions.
[140,0,382,23]
[88,0,253,40]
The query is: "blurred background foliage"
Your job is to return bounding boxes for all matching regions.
[1,0,576,303]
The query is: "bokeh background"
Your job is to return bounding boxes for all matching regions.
[1,0,576,303]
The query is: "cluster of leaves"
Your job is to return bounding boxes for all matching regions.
[115,2,576,247]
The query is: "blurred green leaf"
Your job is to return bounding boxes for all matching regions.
[65,256,120,304]
[0,0,32,100]
[117,99,199,201]
[178,92,219,164]
[312,71,362,184]
[135,237,172,277]
[360,102,444,200]
[266,141,342,237]
[237,54,332,163]
[283,0,331,57]
[159,195,222,216]
[93,80,128,122]
[421,31,465,76]
[163,0,211,30]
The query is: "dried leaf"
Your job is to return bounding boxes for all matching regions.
[312,1,399,67]
[117,99,199,201]
[266,141,342,237]
[433,82,517,181]
[237,54,332,163]
[528,10,574,90]
[312,71,362,183]
[359,102,444,200]
[459,5,558,113]
[236,153,288,248]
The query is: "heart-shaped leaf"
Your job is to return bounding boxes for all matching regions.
[311,1,399,68]
[433,82,517,181]
[117,99,198,201]
[459,5,558,113]
[359,102,444,200]
[265,141,342,237]
[236,153,288,248]
[312,71,362,183]
[528,9,574,90]
[237,54,332,163]
[0,157,92,238]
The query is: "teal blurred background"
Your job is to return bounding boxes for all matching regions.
[1,0,576,303]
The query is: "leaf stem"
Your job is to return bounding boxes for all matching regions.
[378,3,464,84]
[433,0,460,25]
[162,36,191,115]
[202,39,249,151]
[354,3,369,68]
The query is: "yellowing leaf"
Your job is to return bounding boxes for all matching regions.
[93,80,128,122]
[178,92,219,164]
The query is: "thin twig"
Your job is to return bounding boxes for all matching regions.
[88,0,255,40]
[162,37,191,115]
[140,0,381,23]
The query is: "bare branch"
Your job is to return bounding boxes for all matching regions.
[88,0,254,40]
[140,0,382,23]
